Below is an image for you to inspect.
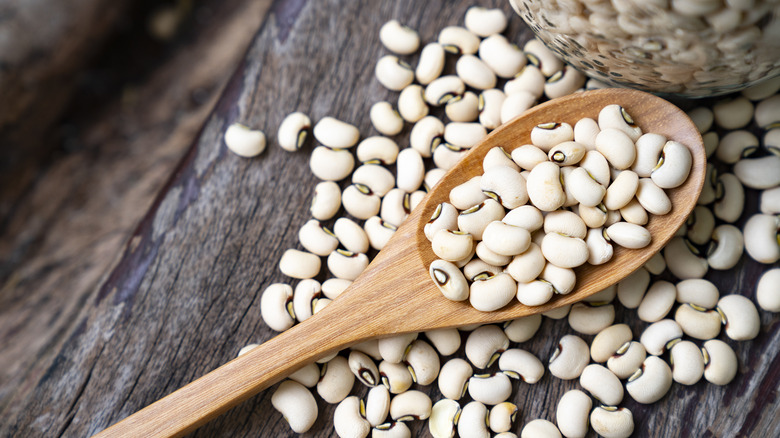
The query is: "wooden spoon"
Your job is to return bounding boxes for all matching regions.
[93,88,705,438]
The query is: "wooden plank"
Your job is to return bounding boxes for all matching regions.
[1,0,779,437]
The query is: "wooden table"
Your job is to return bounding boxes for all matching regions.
[1,1,778,437]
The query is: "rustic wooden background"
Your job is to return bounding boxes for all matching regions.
[1,0,778,437]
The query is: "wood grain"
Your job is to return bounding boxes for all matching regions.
[1,0,779,437]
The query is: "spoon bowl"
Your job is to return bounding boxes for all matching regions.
[94,88,705,438]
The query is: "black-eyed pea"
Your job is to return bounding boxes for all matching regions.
[574,117,600,151]
[760,186,780,215]
[271,380,318,433]
[364,216,396,251]
[445,91,479,123]
[511,144,549,171]
[579,150,611,186]
[470,273,516,312]
[449,176,487,210]
[591,324,633,363]
[322,278,352,300]
[504,205,544,231]
[663,237,708,279]
[640,319,683,356]
[584,284,616,304]
[702,339,738,386]
[433,143,467,170]
[456,55,496,90]
[637,281,676,323]
[404,340,439,386]
[431,229,473,263]
[580,364,623,406]
[318,356,355,404]
[277,112,311,152]
[606,222,651,249]
[619,198,648,226]
[579,203,608,228]
[743,213,780,263]
[334,217,369,254]
[438,357,472,401]
[548,334,590,380]
[703,131,719,158]
[379,188,411,227]
[454,244,477,269]
[686,205,715,245]
[669,340,704,385]
[489,402,518,434]
[349,350,379,387]
[464,6,507,36]
[543,304,571,320]
[516,280,555,306]
[468,372,512,405]
[527,161,566,211]
[617,267,650,309]
[334,396,370,438]
[607,341,646,380]
[742,76,780,100]
[422,328,460,357]
[757,268,780,312]
[373,421,411,438]
[356,136,399,165]
[463,259,502,282]
[540,263,576,295]
[506,243,546,283]
[457,401,490,438]
[541,233,589,268]
[425,202,458,241]
[479,35,525,79]
[505,65,545,99]
[531,122,574,152]
[632,133,666,177]
[603,171,639,211]
[425,75,466,106]
[483,221,531,256]
[503,314,542,343]
[481,165,528,209]
[312,297,331,314]
[626,356,672,404]
[707,224,744,270]
[644,252,666,275]
[713,96,754,130]
[556,389,591,438]
[287,362,320,388]
[379,20,419,55]
[327,250,369,281]
[718,294,761,341]
[589,406,634,438]
[734,155,780,189]
[524,38,564,77]
[310,146,355,181]
[585,227,614,265]
[463,325,508,369]
[237,344,259,358]
[424,168,446,192]
[428,399,460,438]
[279,249,321,279]
[260,283,295,332]
[650,140,693,189]
[459,199,506,240]
[313,117,360,149]
[566,167,606,207]
[390,390,432,422]
[379,360,413,394]
[429,259,469,302]
[365,385,391,427]
[483,146,519,172]
[544,66,586,99]
[479,89,507,130]
[595,128,636,170]
[224,123,266,157]
[698,164,718,205]
[712,172,744,222]
[716,130,759,164]
[521,419,562,438]
[299,219,339,256]
[549,141,587,167]
[416,43,445,85]
[378,333,417,364]
[499,348,544,383]
[375,55,414,91]
[370,102,403,137]
[293,279,322,323]
[397,84,429,123]
[676,279,719,309]
[352,340,382,361]
[500,91,537,124]
[443,122,487,149]
[396,148,425,193]
[438,25,479,55]
[686,106,713,133]
[568,303,615,335]
[342,184,381,220]
[598,104,642,141]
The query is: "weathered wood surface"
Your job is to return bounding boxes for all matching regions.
[1,1,779,437]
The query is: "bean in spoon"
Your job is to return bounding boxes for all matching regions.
[93,88,705,438]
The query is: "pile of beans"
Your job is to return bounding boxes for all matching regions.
[225,6,780,438]
[427,105,692,311]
